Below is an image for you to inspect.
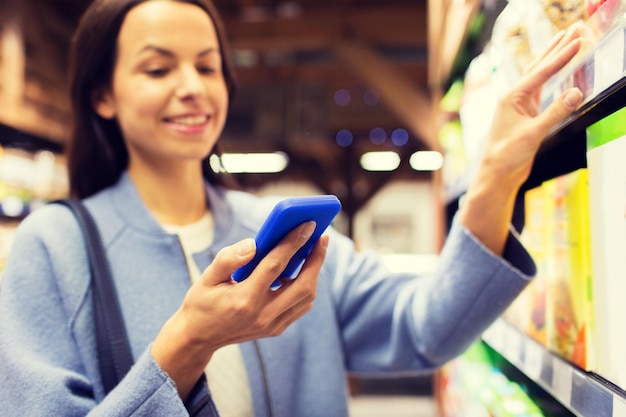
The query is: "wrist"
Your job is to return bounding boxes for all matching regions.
[151,313,214,400]
[458,162,520,255]
[477,147,531,192]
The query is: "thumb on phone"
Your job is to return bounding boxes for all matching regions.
[199,238,257,286]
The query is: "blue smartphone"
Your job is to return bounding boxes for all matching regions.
[232,195,341,289]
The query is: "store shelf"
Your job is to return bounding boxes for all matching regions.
[483,319,626,417]
[444,21,626,212]
[428,0,483,89]
[0,122,63,153]
[479,20,626,417]
[524,22,626,191]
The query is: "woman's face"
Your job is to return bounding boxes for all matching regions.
[94,0,229,172]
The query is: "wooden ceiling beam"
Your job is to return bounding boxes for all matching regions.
[427,0,482,88]
[236,0,258,7]
[233,61,427,87]
[224,5,426,52]
[0,2,69,143]
[22,2,73,84]
[26,1,75,41]
[427,0,445,89]
[0,9,25,123]
[23,79,70,116]
[0,97,68,143]
[348,5,427,46]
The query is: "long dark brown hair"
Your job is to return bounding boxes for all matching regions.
[67,0,238,199]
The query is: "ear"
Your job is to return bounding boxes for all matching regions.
[91,87,116,119]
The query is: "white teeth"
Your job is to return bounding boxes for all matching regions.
[168,115,207,126]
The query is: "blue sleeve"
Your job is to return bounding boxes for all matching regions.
[331,214,535,374]
[0,208,210,416]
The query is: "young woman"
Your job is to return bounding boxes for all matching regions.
[0,0,584,416]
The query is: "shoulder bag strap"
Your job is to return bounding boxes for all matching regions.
[54,199,134,394]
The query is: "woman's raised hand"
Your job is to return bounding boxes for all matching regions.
[480,24,585,190]
[459,24,584,255]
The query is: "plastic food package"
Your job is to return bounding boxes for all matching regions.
[541,0,587,31]
[490,0,555,84]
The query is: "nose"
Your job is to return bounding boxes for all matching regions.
[176,65,205,100]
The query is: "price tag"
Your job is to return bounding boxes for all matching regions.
[524,340,543,380]
[483,320,504,350]
[482,323,497,345]
[593,29,625,95]
[504,329,522,366]
[613,396,626,417]
[552,357,573,406]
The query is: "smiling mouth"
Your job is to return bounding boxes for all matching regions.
[164,115,209,126]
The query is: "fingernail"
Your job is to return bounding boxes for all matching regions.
[301,221,316,239]
[236,238,255,256]
[570,20,583,31]
[563,88,583,108]
[320,235,329,249]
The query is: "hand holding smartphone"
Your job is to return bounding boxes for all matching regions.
[232,195,341,289]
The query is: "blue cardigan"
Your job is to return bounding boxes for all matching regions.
[0,173,535,416]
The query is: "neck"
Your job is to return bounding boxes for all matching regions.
[128,162,208,226]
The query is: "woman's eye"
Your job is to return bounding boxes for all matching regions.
[197,66,216,75]
[145,68,169,77]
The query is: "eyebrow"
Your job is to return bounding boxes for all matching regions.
[138,45,219,58]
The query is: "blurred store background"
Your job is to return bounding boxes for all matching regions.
[2,0,625,416]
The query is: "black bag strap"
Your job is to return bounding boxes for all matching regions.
[55,199,134,394]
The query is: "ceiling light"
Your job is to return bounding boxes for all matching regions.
[380,253,438,274]
[409,151,443,171]
[360,151,400,172]
[241,6,269,22]
[232,49,258,68]
[334,89,351,106]
[218,152,289,174]
[335,129,353,147]
[276,2,302,18]
[391,128,409,146]
[369,127,386,145]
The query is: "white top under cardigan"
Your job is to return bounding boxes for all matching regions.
[163,212,254,417]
